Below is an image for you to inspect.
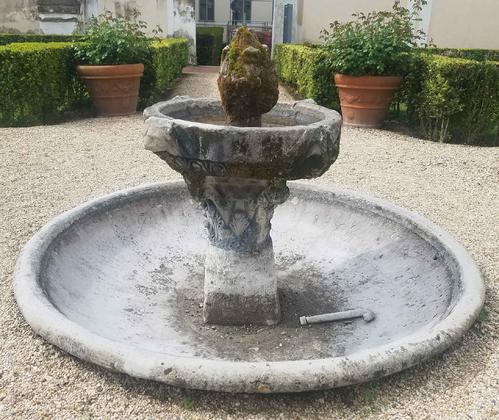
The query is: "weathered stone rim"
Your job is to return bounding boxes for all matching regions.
[143,96,341,133]
[13,182,484,393]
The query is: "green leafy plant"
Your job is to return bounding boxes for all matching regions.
[273,44,339,109]
[0,42,89,126]
[74,10,158,65]
[321,0,428,76]
[0,38,189,126]
[407,54,499,145]
[274,43,499,145]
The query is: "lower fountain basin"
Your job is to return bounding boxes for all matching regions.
[14,182,484,393]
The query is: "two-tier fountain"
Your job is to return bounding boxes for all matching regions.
[14,28,484,393]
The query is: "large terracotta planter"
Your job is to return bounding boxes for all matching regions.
[334,74,402,128]
[77,64,144,117]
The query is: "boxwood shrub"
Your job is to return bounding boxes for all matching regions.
[420,47,499,62]
[273,43,339,109]
[405,54,498,145]
[140,38,190,106]
[0,38,189,126]
[0,42,88,126]
[196,26,224,65]
[274,43,498,146]
[0,33,83,46]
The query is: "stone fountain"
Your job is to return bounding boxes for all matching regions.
[144,28,339,325]
[14,28,484,393]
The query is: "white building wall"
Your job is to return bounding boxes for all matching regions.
[297,0,403,44]
[428,0,499,49]
[252,0,273,23]
[93,0,170,36]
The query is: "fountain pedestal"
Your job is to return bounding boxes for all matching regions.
[143,96,341,325]
[189,176,289,324]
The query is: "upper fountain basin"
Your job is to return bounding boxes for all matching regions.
[143,96,341,180]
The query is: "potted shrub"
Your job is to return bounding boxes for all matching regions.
[74,11,150,116]
[322,1,427,128]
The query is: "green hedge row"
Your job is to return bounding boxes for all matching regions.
[421,47,499,62]
[0,38,189,126]
[274,44,499,146]
[0,33,83,46]
[196,26,224,66]
[405,53,499,145]
[0,42,87,126]
[140,38,190,107]
[273,44,339,109]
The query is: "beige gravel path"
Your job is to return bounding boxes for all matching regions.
[0,72,497,419]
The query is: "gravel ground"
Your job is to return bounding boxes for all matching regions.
[0,73,498,419]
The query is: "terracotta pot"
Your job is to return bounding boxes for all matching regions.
[334,74,402,128]
[77,64,144,117]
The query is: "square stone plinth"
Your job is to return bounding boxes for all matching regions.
[203,244,280,325]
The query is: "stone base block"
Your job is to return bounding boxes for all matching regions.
[203,244,280,325]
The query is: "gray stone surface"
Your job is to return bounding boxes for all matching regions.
[143,96,341,325]
[1,110,497,416]
[143,97,341,180]
[14,182,484,393]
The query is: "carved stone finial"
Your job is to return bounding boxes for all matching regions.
[217,27,279,127]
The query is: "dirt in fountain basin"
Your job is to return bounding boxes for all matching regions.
[171,256,354,362]
[187,114,297,127]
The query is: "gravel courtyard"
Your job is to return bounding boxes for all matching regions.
[0,71,497,419]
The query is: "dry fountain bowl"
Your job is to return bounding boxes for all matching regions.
[14,180,484,393]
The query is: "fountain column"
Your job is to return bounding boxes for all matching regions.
[195,27,284,324]
[185,175,289,324]
[144,28,340,325]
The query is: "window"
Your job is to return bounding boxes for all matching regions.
[230,0,252,24]
[200,0,215,21]
[38,0,81,15]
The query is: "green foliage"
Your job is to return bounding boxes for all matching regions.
[0,33,83,46]
[273,44,339,109]
[73,10,158,65]
[140,38,189,107]
[421,47,499,62]
[196,26,224,65]
[0,38,189,126]
[478,307,488,323]
[181,397,194,409]
[0,42,89,126]
[321,1,427,76]
[274,44,499,146]
[406,54,499,145]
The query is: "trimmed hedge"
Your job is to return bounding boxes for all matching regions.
[421,47,499,62]
[0,38,189,126]
[140,38,190,106]
[405,54,499,145]
[273,44,339,109]
[274,43,499,146]
[0,33,83,46]
[0,42,88,126]
[196,26,224,65]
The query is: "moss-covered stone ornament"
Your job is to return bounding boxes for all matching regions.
[218,27,279,127]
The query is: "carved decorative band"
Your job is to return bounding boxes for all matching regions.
[156,152,226,177]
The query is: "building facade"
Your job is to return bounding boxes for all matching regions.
[0,0,197,59]
[292,0,499,49]
[1,0,498,52]
[195,0,272,25]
